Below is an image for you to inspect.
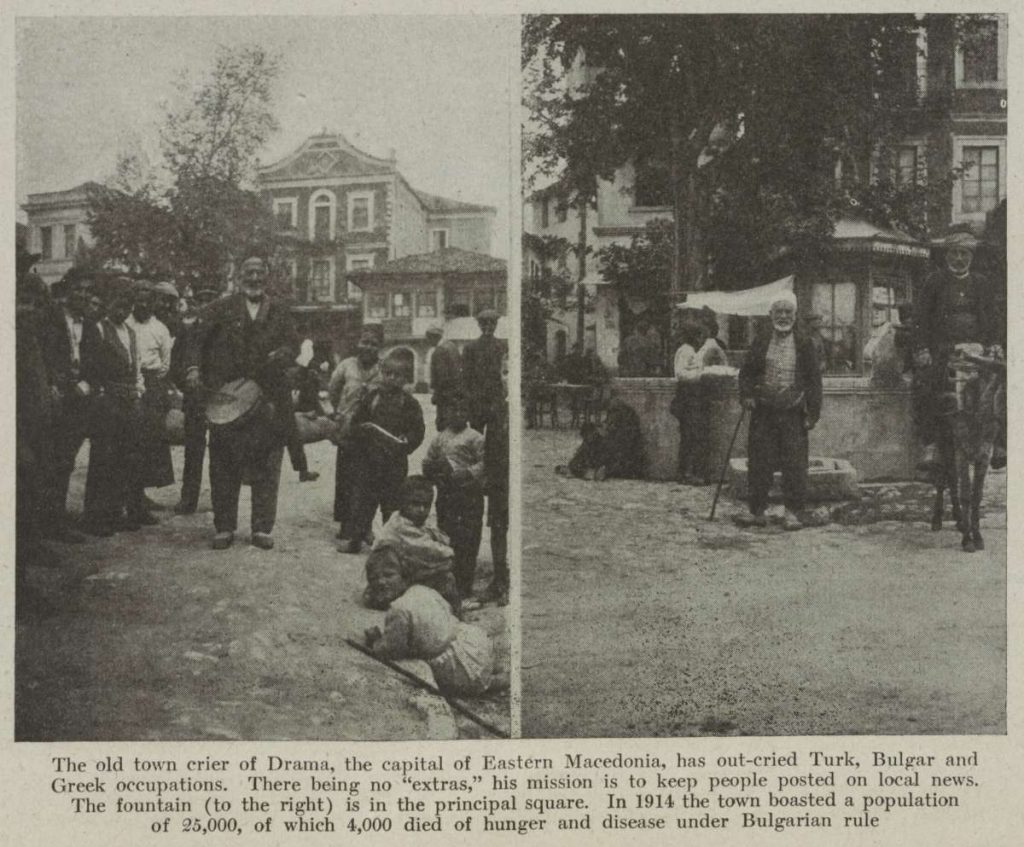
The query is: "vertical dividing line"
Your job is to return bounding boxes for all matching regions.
[507,11,524,742]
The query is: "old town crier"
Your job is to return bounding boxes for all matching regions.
[184,256,297,550]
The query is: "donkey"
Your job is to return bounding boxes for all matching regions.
[930,346,1005,552]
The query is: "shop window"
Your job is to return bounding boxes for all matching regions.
[367,291,388,319]
[474,287,497,313]
[430,229,449,251]
[40,226,53,260]
[348,193,373,232]
[895,146,919,187]
[416,290,438,318]
[811,276,860,375]
[273,198,297,229]
[391,291,412,317]
[540,197,549,229]
[962,18,999,84]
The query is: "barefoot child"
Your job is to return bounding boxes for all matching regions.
[364,560,494,698]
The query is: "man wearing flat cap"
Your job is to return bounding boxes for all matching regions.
[426,325,464,430]
[913,226,1005,470]
[462,308,505,435]
[184,256,297,550]
[328,329,382,543]
[737,290,822,531]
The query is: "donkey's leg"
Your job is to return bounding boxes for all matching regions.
[958,452,975,552]
[971,458,989,551]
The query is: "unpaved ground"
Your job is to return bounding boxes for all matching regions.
[16,398,509,741]
[520,428,1006,738]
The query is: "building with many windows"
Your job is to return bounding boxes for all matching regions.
[350,247,507,387]
[257,132,497,354]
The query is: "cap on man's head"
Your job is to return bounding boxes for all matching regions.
[932,227,980,251]
[153,281,180,299]
[134,279,155,294]
[399,474,435,502]
[193,288,221,305]
[425,326,444,339]
[476,308,499,322]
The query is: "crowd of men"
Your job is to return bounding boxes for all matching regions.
[16,255,509,612]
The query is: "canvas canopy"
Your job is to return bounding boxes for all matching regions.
[676,275,794,317]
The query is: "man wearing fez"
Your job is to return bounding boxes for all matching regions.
[184,257,297,550]
[426,325,464,430]
[737,291,822,531]
[914,227,1006,471]
[462,308,504,435]
[172,287,221,515]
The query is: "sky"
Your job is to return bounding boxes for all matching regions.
[15,15,513,255]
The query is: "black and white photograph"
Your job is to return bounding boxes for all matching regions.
[521,13,1007,738]
[14,14,513,741]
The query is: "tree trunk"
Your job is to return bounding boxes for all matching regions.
[669,112,685,305]
[576,197,588,346]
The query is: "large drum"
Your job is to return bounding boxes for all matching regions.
[205,378,277,462]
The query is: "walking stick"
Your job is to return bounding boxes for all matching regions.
[708,406,747,521]
[344,638,510,739]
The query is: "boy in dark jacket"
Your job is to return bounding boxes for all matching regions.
[344,355,426,554]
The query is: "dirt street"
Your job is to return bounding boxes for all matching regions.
[17,398,509,741]
[520,428,1006,738]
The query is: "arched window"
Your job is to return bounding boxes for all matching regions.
[308,189,337,241]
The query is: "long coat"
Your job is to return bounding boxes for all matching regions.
[184,293,297,440]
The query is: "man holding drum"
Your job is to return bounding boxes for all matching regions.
[184,256,297,550]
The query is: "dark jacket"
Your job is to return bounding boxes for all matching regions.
[430,340,464,404]
[80,319,141,401]
[462,336,504,419]
[350,386,426,461]
[184,293,297,435]
[739,328,822,427]
[914,268,1003,354]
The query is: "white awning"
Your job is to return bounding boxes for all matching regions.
[676,275,794,317]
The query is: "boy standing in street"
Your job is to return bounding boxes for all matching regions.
[344,355,425,554]
[422,396,486,600]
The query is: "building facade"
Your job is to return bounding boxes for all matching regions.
[20,182,99,285]
[351,247,507,387]
[258,133,497,356]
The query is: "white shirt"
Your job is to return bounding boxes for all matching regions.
[63,308,83,364]
[126,315,173,377]
[673,343,702,383]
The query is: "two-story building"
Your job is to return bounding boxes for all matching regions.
[257,132,497,356]
[20,182,99,285]
[349,246,507,387]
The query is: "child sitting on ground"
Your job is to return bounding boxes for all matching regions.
[422,397,485,600]
[363,558,495,698]
[363,476,461,615]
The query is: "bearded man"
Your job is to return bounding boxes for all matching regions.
[184,256,297,550]
[736,291,822,531]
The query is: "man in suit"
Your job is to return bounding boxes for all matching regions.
[80,276,150,536]
[736,291,822,531]
[184,256,297,550]
[461,308,504,435]
[173,287,221,514]
[426,326,463,430]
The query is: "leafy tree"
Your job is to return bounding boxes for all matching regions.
[523,14,963,297]
[87,44,282,288]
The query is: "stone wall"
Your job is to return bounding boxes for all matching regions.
[612,377,918,484]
